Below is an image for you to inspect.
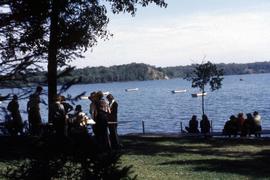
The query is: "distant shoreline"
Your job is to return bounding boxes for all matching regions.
[1,61,270,88]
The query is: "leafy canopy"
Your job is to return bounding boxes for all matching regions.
[0,0,167,81]
[186,61,224,92]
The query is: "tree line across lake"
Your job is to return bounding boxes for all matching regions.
[2,61,270,87]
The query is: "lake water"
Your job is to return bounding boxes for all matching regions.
[0,73,270,134]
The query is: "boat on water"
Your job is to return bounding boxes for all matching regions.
[80,91,110,100]
[191,92,207,97]
[125,88,139,92]
[171,89,187,93]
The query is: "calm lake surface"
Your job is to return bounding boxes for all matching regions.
[1,73,270,134]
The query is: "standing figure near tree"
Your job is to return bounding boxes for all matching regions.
[107,94,120,149]
[52,95,67,137]
[7,95,23,135]
[27,86,43,136]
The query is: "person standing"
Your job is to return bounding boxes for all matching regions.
[7,95,23,135]
[107,94,120,149]
[27,86,43,136]
[61,96,73,114]
[95,91,111,151]
[52,95,66,137]
[88,91,97,136]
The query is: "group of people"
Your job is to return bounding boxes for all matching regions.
[223,111,262,137]
[185,114,211,135]
[6,86,120,151]
[88,91,120,151]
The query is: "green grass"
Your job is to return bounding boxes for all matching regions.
[120,136,270,180]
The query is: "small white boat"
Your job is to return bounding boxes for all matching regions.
[125,88,139,92]
[80,91,110,100]
[80,96,89,100]
[191,92,207,97]
[102,91,110,96]
[171,89,187,93]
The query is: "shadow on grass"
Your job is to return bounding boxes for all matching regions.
[0,135,136,179]
[159,156,270,178]
[122,136,270,178]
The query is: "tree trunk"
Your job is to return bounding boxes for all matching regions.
[47,0,60,123]
[202,86,205,115]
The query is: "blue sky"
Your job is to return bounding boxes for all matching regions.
[72,0,270,67]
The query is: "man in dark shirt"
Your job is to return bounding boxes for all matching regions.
[106,94,119,149]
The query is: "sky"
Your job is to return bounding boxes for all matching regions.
[72,0,270,67]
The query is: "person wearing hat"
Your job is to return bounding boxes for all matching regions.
[52,95,66,137]
[107,94,120,149]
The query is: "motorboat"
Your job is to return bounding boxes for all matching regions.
[125,88,139,92]
[191,92,207,97]
[171,89,187,93]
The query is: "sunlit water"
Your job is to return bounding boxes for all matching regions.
[1,73,270,134]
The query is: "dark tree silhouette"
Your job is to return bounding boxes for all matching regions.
[185,61,223,115]
[0,0,167,122]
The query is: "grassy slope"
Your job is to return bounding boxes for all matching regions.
[120,136,270,180]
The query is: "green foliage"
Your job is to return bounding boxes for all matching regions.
[187,61,224,92]
[185,61,223,115]
[0,136,136,180]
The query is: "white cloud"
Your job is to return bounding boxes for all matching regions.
[73,8,270,67]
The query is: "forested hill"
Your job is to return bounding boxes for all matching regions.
[5,61,270,86]
[163,61,270,79]
[59,63,166,84]
[58,61,270,84]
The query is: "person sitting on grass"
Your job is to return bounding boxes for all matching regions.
[200,114,211,137]
[223,115,238,137]
[253,111,262,137]
[242,113,255,137]
[185,115,200,134]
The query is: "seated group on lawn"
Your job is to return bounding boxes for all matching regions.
[223,112,262,137]
[185,114,211,135]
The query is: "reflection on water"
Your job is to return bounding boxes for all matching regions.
[0,73,270,134]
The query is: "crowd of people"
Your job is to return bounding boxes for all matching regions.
[223,112,262,137]
[5,86,120,151]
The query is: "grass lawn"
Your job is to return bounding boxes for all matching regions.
[120,136,270,180]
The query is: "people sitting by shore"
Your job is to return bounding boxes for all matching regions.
[237,113,245,133]
[200,114,211,137]
[223,115,238,137]
[185,115,200,134]
[253,111,262,137]
[241,113,255,137]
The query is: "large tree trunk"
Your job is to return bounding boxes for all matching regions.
[47,0,60,123]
